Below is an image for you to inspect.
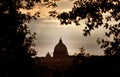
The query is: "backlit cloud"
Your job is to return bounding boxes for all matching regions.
[28,0,112,57]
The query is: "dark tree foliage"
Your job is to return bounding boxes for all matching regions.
[72,55,120,77]
[51,0,120,56]
[0,0,41,77]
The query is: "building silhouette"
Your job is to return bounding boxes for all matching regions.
[34,39,120,77]
[34,38,76,72]
[53,38,69,58]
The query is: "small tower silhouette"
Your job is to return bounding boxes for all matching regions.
[46,52,51,58]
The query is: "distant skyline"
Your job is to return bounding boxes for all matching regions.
[27,0,112,57]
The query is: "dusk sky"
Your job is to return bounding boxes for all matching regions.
[26,0,115,57]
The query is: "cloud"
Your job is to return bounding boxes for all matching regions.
[27,0,108,57]
[28,17,106,57]
[34,0,74,19]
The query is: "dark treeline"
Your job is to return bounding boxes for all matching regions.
[34,55,120,77]
[72,55,120,77]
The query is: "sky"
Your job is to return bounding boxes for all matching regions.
[27,0,110,57]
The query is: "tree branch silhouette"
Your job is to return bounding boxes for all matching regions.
[0,0,42,77]
[50,0,120,55]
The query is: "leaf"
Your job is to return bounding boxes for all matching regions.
[104,23,109,29]
[102,39,104,43]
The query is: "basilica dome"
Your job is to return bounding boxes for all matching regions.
[53,38,69,58]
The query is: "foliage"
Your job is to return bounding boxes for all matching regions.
[78,47,89,57]
[50,0,120,55]
[0,0,41,77]
[72,55,120,77]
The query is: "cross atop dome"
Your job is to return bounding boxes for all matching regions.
[59,38,63,44]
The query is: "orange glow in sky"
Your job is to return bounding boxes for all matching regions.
[25,0,118,57]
